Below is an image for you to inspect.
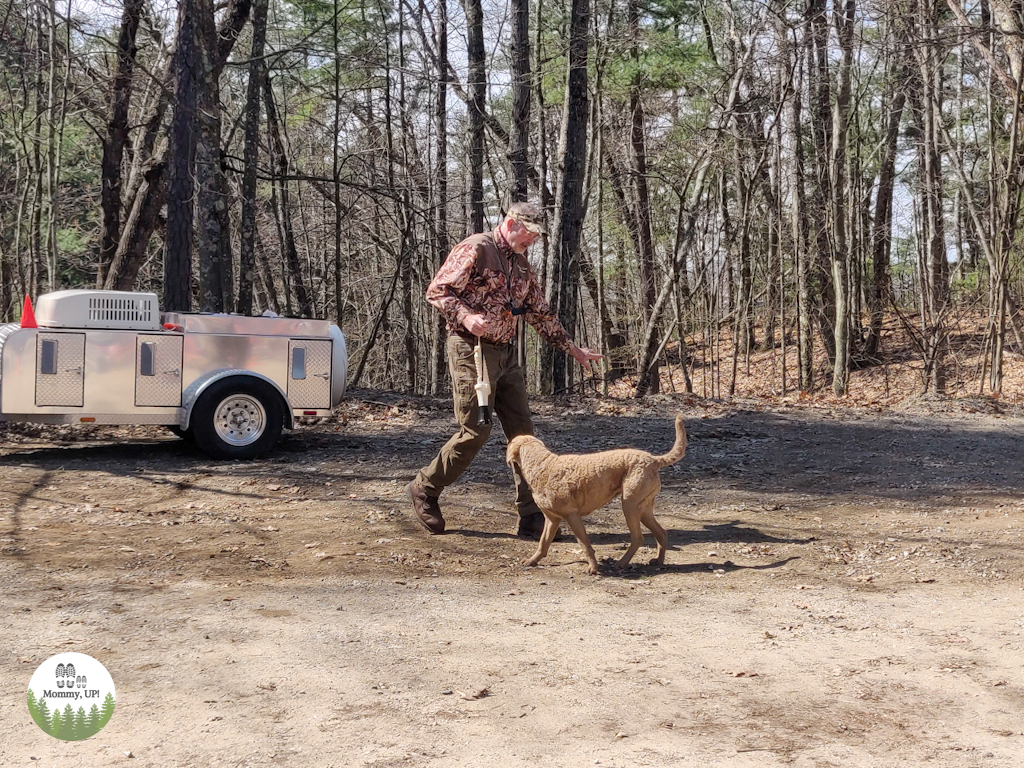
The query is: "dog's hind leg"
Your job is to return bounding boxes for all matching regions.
[640,506,668,564]
[616,499,646,570]
[523,514,559,568]
[562,513,600,574]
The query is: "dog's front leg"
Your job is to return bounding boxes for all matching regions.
[563,513,600,575]
[523,514,559,568]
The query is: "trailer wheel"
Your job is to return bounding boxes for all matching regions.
[191,377,285,460]
[166,425,194,443]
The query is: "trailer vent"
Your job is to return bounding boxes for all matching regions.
[34,290,162,331]
[89,295,154,325]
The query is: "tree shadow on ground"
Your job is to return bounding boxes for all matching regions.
[3,405,1022,507]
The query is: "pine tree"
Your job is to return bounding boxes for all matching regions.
[49,708,62,738]
[26,689,39,728]
[98,692,115,729]
[86,703,101,737]
[72,706,88,740]
[61,704,75,740]
[36,697,51,735]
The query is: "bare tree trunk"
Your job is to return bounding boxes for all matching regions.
[104,0,251,295]
[164,0,200,311]
[195,0,231,313]
[238,0,268,316]
[910,0,949,393]
[97,0,142,288]
[510,0,530,204]
[830,0,856,395]
[865,17,908,360]
[394,3,417,392]
[782,5,812,390]
[731,134,755,358]
[431,0,450,395]
[629,0,659,392]
[42,0,61,293]
[635,160,712,398]
[331,0,343,326]
[263,71,313,318]
[808,0,836,373]
[464,0,485,233]
[543,0,589,395]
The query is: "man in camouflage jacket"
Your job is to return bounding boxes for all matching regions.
[406,202,602,538]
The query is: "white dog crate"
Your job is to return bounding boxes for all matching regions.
[0,291,348,459]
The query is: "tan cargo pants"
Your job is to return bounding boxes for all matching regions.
[415,334,542,518]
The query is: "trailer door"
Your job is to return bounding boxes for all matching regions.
[135,335,184,406]
[35,332,85,407]
[288,339,332,409]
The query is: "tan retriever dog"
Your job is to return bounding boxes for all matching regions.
[506,415,686,574]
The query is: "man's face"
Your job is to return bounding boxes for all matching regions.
[507,220,539,254]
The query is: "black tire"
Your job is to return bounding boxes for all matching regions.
[190,376,285,460]
[166,425,194,442]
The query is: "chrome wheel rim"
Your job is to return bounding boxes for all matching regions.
[213,395,266,446]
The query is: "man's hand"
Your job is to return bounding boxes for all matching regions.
[462,313,491,338]
[570,345,603,372]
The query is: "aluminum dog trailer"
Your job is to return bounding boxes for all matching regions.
[0,290,348,459]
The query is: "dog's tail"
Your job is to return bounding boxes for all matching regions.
[653,415,687,468]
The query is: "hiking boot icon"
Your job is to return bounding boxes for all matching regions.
[55,663,76,689]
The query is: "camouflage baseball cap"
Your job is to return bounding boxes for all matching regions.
[507,201,547,234]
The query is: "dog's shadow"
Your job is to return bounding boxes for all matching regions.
[669,521,814,547]
[453,520,812,548]
[596,556,799,579]
[587,520,808,577]
[584,520,813,548]
[452,517,803,578]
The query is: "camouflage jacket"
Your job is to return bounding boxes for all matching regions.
[426,227,574,353]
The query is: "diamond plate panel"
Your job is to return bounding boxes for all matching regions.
[35,332,85,407]
[288,339,332,408]
[135,335,184,406]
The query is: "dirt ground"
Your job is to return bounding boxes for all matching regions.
[2,390,1023,768]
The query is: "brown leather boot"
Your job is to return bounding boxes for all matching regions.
[406,481,444,534]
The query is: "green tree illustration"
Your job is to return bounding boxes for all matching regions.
[60,704,76,740]
[49,708,63,738]
[35,697,52,735]
[98,692,115,730]
[86,703,102,736]
[72,706,88,740]
[26,689,42,729]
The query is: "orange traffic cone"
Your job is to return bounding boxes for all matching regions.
[20,294,37,328]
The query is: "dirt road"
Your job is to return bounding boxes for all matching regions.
[2,394,1023,767]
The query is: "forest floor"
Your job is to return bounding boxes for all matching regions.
[2,337,1024,768]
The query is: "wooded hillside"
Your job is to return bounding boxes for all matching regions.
[1,0,1022,401]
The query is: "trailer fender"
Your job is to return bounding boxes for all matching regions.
[181,369,293,431]
[329,324,348,407]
